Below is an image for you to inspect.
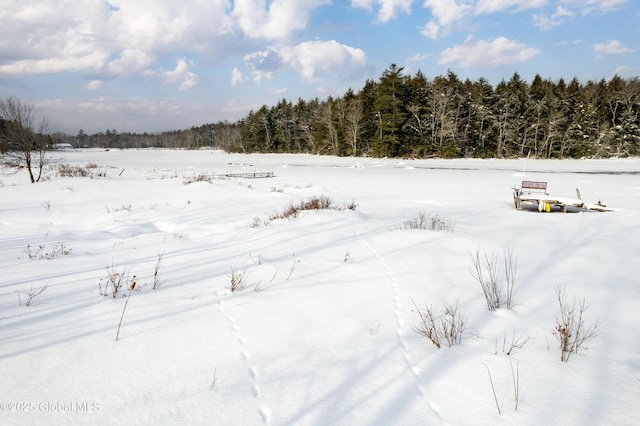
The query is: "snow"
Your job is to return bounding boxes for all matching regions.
[1,150,639,425]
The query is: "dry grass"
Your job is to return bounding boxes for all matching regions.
[268,195,357,221]
[400,211,455,232]
[229,266,249,292]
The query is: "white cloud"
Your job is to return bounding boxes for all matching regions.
[86,80,104,91]
[289,40,368,82]
[614,65,640,77]
[107,49,155,76]
[244,40,367,84]
[420,0,553,39]
[559,0,628,15]
[352,0,376,10]
[232,0,331,40]
[352,0,414,22]
[404,53,432,73]
[424,0,473,26]
[474,0,548,15]
[532,5,575,30]
[0,53,107,76]
[0,1,110,75]
[438,36,540,68]
[271,87,289,97]
[594,40,633,59]
[147,58,199,90]
[178,72,199,91]
[419,21,441,39]
[420,0,474,39]
[0,0,235,79]
[35,96,215,133]
[231,67,248,87]
[244,48,282,84]
[109,0,234,49]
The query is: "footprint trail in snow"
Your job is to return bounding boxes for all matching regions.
[217,298,271,425]
[358,234,442,420]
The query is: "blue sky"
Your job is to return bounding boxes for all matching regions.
[1,0,638,134]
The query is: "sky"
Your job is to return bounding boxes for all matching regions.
[1,0,638,134]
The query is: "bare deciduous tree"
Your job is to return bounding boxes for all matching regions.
[0,96,51,183]
[344,97,363,156]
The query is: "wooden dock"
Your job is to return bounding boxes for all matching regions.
[513,180,611,213]
[216,171,274,179]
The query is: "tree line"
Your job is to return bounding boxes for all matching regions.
[212,65,639,159]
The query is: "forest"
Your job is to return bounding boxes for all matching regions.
[62,65,640,159]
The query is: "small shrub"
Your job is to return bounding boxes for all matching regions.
[249,217,264,228]
[470,247,518,311]
[17,282,49,306]
[228,266,248,292]
[345,200,358,211]
[25,242,72,260]
[100,262,129,297]
[495,330,530,356]
[104,203,132,213]
[412,299,467,348]
[183,175,214,185]
[553,287,600,362]
[269,195,356,221]
[400,211,455,232]
[58,164,89,177]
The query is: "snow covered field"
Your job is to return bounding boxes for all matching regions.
[1,150,639,425]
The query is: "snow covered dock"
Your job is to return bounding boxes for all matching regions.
[513,180,612,212]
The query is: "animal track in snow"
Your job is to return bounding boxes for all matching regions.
[358,235,441,419]
[218,298,271,425]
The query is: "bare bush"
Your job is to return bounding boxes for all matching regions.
[495,330,530,356]
[17,282,49,306]
[58,164,89,177]
[183,174,214,185]
[413,301,441,348]
[412,299,467,348]
[345,200,358,210]
[553,287,600,362]
[228,266,248,292]
[25,242,72,260]
[268,195,356,221]
[100,262,129,297]
[470,247,518,311]
[249,216,264,228]
[400,211,455,232]
[104,203,132,213]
